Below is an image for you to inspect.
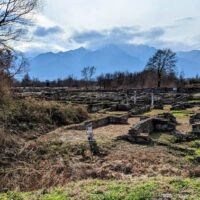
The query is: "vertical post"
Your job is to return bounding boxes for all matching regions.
[86,123,99,155]
[86,123,94,141]
[151,92,154,108]
[173,87,177,93]
[134,91,137,105]
[126,94,129,104]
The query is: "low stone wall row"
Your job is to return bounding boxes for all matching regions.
[62,115,129,131]
[13,87,200,94]
[129,105,151,116]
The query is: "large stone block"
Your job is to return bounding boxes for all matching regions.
[128,113,177,139]
[192,123,200,135]
[157,113,177,124]
[110,104,132,111]
[87,104,104,113]
[190,113,200,124]
[129,105,151,115]
[153,118,176,132]
[129,118,154,136]
[171,103,193,111]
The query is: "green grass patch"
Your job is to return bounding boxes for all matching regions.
[188,100,200,103]
[179,140,200,162]
[41,189,69,200]
[171,110,191,117]
[170,178,200,194]
[189,140,200,148]
[1,177,200,200]
[0,192,32,200]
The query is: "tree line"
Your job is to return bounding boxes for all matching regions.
[16,48,200,89]
[16,66,199,89]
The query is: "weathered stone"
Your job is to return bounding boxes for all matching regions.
[154,103,164,110]
[110,103,132,111]
[128,118,154,136]
[109,115,128,124]
[128,113,177,142]
[190,113,200,124]
[171,103,193,111]
[192,123,200,135]
[129,105,151,115]
[153,118,176,132]
[87,104,104,113]
[86,115,128,129]
[140,116,149,121]
[116,133,151,144]
[196,156,200,163]
[157,113,177,124]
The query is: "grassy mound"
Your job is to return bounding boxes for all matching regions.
[0,99,89,138]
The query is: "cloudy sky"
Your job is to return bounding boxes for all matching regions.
[20,0,200,54]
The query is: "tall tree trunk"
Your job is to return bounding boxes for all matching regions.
[157,72,161,88]
[157,80,161,88]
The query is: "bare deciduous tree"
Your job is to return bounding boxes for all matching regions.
[0,48,27,77]
[145,49,177,88]
[81,66,96,89]
[0,0,40,48]
[0,0,40,98]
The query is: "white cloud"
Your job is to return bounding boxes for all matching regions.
[18,0,200,53]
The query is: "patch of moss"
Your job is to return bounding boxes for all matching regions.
[151,132,178,144]
[171,110,190,117]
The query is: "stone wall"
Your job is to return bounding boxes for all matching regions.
[64,114,129,131]
[192,123,200,135]
[128,118,154,136]
[190,113,200,136]
[129,105,151,116]
[110,104,132,111]
[129,113,177,137]
[171,103,193,111]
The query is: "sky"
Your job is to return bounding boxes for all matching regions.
[19,0,200,55]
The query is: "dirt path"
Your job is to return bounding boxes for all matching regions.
[39,117,140,144]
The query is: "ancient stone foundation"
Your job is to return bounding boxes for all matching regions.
[128,113,177,142]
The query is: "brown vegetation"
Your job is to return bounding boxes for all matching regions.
[0,116,199,192]
[0,99,89,139]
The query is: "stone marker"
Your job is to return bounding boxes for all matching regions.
[85,123,99,155]
[134,91,137,105]
[86,123,94,141]
[151,92,154,108]
[125,94,129,104]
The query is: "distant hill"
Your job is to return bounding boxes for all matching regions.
[29,44,200,80]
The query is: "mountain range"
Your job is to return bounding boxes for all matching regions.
[29,44,200,80]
